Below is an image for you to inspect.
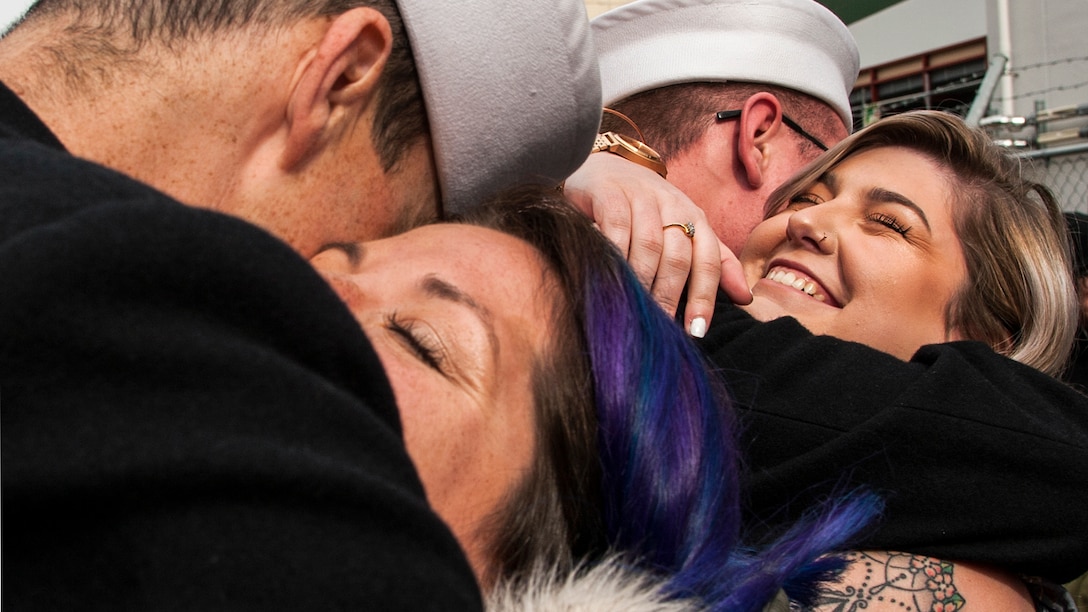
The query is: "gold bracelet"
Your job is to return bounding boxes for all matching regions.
[591,131,668,178]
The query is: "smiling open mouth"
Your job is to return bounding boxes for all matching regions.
[764,267,829,302]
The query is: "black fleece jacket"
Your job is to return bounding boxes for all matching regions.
[698,293,1088,583]
[0,81,482,610]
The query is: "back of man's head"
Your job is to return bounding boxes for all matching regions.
[593,0,858,158]
[590,0,859,252]
[10,0,601,219]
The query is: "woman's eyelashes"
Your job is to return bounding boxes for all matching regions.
[867,211,911,236]
[385,312,448,375]
[787,192,824,209]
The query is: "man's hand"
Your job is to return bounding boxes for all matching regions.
[563,153,751,337]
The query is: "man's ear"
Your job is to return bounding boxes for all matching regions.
[735,92,785,189]
[281,7,393,170]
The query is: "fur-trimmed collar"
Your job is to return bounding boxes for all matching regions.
[486,557,703,612]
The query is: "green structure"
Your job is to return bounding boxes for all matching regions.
[816,0,905,24]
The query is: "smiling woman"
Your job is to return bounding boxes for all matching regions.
[743,110,1077,376]
[742,146,969,361]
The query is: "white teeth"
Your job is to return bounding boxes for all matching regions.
[764,268,824,300]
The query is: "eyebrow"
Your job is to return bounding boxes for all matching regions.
[822,171,932,231]
[420,275,500,373]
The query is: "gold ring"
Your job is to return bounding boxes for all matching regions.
[663,221,695,238]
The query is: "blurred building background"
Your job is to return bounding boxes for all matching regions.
[842,0,1087,212]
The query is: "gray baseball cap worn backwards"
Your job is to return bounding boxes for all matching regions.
[396,0,603,215]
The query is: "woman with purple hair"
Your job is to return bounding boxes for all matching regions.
[311,185,874,611]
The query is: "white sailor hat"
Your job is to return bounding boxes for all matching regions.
[397,0,602,215]
[592,0,859,129]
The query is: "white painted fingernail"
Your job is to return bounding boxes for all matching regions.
[689,317,707,338]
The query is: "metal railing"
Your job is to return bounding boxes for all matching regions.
[1020,143,1088,212]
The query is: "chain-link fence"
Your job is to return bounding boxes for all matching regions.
[1020,144,1088,213]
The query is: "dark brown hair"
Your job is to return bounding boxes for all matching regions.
[448,187,609,588]
[453,187,606,588]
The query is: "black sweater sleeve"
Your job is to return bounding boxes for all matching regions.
[698,295,1088,583]
[1,96,482,610]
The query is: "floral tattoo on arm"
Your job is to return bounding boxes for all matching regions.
[811,551,966,612]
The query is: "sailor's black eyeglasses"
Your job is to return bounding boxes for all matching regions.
[715,109,829,152]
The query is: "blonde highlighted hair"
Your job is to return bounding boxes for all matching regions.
[766,110,1077,377]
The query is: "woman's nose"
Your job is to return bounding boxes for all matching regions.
[786,205,835,253]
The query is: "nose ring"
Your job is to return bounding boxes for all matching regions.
[819,234,828,244]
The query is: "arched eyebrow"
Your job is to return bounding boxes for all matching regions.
[823,171,932,231]
[421,275,499,367]
[868,187,932,231]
